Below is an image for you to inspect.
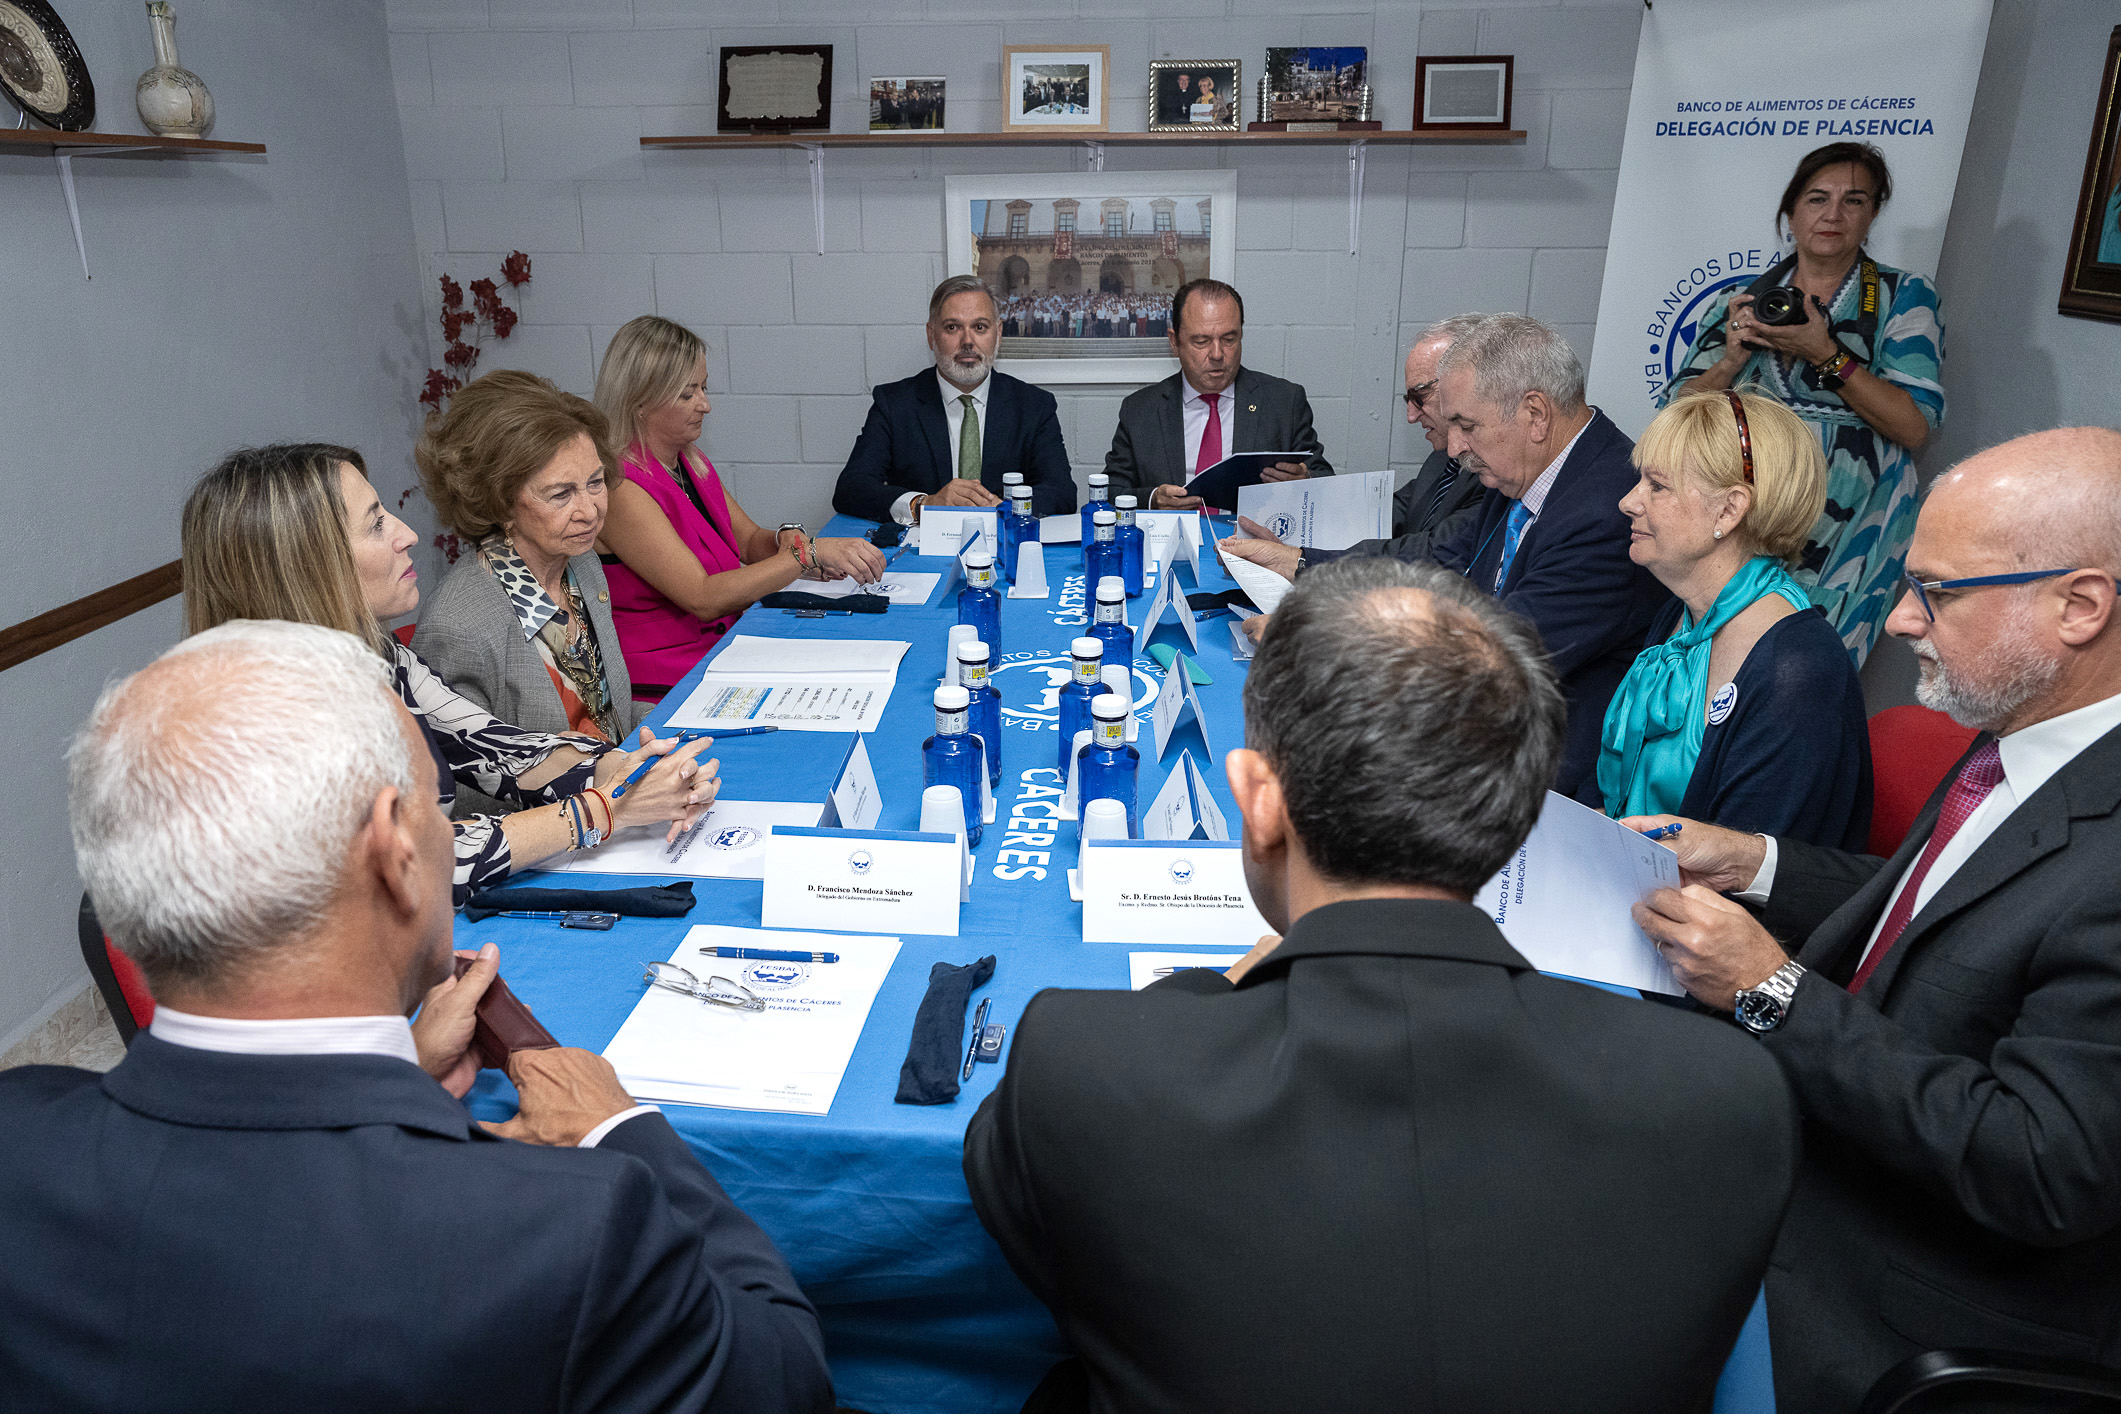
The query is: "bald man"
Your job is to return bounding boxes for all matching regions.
[1627,427,2121,1410]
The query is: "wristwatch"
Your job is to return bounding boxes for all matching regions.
[1734,960,1807,1034]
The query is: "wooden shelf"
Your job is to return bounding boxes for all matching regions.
[0,128,265,155]
[644,129,1522,151]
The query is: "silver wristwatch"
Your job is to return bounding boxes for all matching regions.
[1734,960,1806,1035]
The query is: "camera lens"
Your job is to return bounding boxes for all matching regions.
[1753,288,1804,326]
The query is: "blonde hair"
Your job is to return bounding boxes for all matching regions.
[1635,390,1826,565]
[416,368,613,541]
[593,315,708,457]
[181,444,386,654]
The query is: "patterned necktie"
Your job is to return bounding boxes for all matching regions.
[1421,460,1461,529]
[957,394,981,481]
[1493,500,1533,591]
[1847,741,2005,994]
[1194,393,1223,479]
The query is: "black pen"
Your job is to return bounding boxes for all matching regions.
[962,997,991,1082]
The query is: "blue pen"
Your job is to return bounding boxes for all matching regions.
[610,725,778,798]
[1641,822,1683,841]
[698,945,840,964]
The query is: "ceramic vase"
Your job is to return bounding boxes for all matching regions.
[135,2,213,139]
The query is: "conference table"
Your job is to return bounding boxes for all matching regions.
[461,515,1777,1414]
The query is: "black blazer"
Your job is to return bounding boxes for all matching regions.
[0,1037,833,1413]
[965,898,1798,1414]
[1431,410,1672,798]
[832,368,1075,522]
[1751,722,2121,1411]
[1102,366,1334,497]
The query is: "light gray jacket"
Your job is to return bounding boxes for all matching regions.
[411,549,639,816]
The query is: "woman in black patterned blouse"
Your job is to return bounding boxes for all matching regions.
[181,443,715,903]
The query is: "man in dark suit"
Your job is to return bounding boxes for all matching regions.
[1102,278,1333,509]
[1633,427,2121,1412]
[0,621,832,1413]
[832,274,1076,525]
[965,556,1799,1414]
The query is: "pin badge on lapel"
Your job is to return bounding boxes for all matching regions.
[1247,404,1257,412]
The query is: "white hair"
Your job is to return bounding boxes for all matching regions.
[1436,312,1586,414]
[1414,312,1488,351]
[68,620,417,986]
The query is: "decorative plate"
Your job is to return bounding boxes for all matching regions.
[0,0,95,132]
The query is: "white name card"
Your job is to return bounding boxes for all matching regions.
[1149,654,1213,762]
[1132,550,1201,656]
[1142,750,1229,842]
[1080,839,1271,945]
[762,826,963,937]
[816,734,882,831]
[916,509,998,558]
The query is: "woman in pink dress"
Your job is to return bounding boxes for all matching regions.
[593,316,885,703]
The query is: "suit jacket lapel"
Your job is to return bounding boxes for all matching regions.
[914,374,952,490]
[1156,376,1187,484]
[1230,368,1258,456]
[1795,811,1937,983]
[983,374,1016,479]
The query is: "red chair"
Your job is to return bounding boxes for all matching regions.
[393,623,416,647]
[77,895,154,1044]
[1866,704,1980,858]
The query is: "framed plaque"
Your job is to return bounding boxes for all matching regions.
[718,44,833,134]
[1413,55,1514,132]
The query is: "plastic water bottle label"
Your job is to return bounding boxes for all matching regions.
[961,661,989,689]
[967,562,995,588]
[1094,715,1126,747]
[1096,599,1124,624]
[936,706,968,735]
[1072,657,1102,685]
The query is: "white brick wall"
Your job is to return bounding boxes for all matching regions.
[388,0,1640,521]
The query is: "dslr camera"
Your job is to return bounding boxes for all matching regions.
[1751,286,1811,326]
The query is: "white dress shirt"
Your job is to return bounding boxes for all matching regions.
[1740,690,2121,976]
[1179,376,1239,481]
[1516,413,1594,523]
[149,1006,656,1149]
[890,370,994,525]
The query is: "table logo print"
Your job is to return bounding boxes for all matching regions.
[993,651,1159,734]
[1168,858,1194,885]
[708,825,761,852]
[848,849,875,876]
[743,960,810,990]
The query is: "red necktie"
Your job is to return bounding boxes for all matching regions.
[1847,741,2004,994]
[1194,393,1223,480]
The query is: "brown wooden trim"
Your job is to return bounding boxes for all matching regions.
[0,562,183,673]
[0,130,266,155]
[642,129,1524,150]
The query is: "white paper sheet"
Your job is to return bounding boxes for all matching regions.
[542,800,825,879]
[1472,791,1685,995]
[665,680,893,733]
[604,926,902,1115]
[1218,547,1293,615]
[804,573,940,606]
[1235,470,1392,551]
[1038,514,1082,545]
[705,635,911,679]
[1128,951,1246,990]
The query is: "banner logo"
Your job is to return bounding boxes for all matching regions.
[993,651,1159,733]
[1641,247,1775,394]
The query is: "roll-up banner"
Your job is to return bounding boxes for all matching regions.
[1587,0,1993,438]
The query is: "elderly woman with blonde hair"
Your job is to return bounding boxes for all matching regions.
[1594,389,1872,850]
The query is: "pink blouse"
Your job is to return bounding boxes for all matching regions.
[601,442,743,700]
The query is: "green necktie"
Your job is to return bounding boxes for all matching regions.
[957,394,982,481]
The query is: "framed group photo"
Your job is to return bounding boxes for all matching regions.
[1149,60,1240,133]
[943,169,1237,385]
[1002,45,1108,134]
[2060,24,2121,322]
[870,76,944,132]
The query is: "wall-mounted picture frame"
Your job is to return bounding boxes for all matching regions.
[1149,60,1240,133]
[2060,25,2121,323]
[870,76,944,133]
[717,45,833,134]
[944,169,1236,385]
[1003,45,1109,135]
[1413,55,1514,130]
[1263,47,1367,124]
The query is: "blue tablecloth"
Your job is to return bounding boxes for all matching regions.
[462,517,1775,1414]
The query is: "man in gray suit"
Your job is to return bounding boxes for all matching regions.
[1103,279,1333,509]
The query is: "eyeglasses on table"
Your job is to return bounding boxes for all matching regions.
[642,961,764,1013]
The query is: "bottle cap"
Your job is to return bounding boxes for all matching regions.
[934,684,970,710]
[1093,510,1116,525]
[1096,576,1124,601]
[1114,495,1138,509]
[1088,472,1109,486]
[964,551,993,569]
[1002,472,1024,485]
[956,638,990,663]
[1009,486,1033,500]
[1091,694,1128,721]
[1070,636,1103,658]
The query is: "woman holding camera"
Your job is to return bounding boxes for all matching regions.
[1662,141,1944,665]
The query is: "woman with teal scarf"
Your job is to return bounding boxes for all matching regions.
[1591,390,1872,851]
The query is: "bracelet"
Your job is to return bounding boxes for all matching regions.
[587,785,615,836]
[1814,348,1855,381]
[562,795,586,851]
[791,532,820,574]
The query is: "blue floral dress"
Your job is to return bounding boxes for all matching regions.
[1660,256,1945,665]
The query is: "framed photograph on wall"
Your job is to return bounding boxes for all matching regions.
[1149,60,1240,133]
[943,170,1237,385]
[870,76,945,132]
[2060,24,2121,323]
[1413,55,1514,130]
[717,45,832,134]
[1003,45,1109,134]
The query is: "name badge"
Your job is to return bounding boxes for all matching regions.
[1708,681,1738,725]
[916,508,998,558]
[1080,839,1271,945]
[762,826,963,937]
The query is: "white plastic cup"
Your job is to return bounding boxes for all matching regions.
[920,784,968,843]
[1080,799,1129,870]
[944,623,978,686]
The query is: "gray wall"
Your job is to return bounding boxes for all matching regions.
[0,0,426,1050]
[385,0,1645,534]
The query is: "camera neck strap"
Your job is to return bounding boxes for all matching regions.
[1742,249,1882,360]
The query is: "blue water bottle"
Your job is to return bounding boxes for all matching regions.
[957,638,1003,786]
[957,550,1001,659]
[1077,694,1140,836]
[922,684,984,847]
[1056,636,1105,773]
[1088,575,1132,671]
[1086,510,1120,590]
[1000,486,1036,586]
[1079,471,1111,555]
[1113,494,1146,598]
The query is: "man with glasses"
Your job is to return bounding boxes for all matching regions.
[1625,425,2121,1410]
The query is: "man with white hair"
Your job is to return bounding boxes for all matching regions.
[0,621,832,1412]
[1631,427,2121,1410]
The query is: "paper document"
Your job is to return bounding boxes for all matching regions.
[604,926,902,1116]
[543,800,826,879]
[1218,546,1293,614]
[705,635,910,678]
[1235,470,1391,551]
[1128,951,1246,990]
[1186,452,1300,509]
[667,635,911,734]
[1038,515,1082,545]
[1472,791,1684,995]
[804,573,939,607]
